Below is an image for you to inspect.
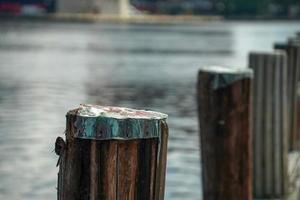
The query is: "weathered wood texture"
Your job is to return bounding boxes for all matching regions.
[288,42,300,152]
[297,84,300,150]
[274,45,300,151]
[197,66,253,200]
[56,105,168,200]
[249,52,288,198]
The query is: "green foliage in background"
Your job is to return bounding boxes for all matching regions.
[218,0,300,16]
[139,0,300,17]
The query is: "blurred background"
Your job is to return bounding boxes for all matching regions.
[0,0,300,17]
[0,0,300,200]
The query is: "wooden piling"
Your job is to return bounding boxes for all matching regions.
[288,46,300,151]
[274,44,300,151]
[274,43,288,51]
[249,51,288,198]
[197,66,253,200]
[55,104,168,200]
[297,84,300,148]
[288,38,300,46]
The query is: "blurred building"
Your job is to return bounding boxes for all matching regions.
[0,0,55,14]
[0,0,131,16]
[0,0,299,18]
[57,0,130,15]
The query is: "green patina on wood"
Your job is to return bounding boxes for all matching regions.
[57,104,169,200]
[198,66,253,90]
[197,66,253,200]
[67,104,168,140]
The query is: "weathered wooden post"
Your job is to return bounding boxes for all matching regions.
[197,66,253,200]
[274,43,288,50]
[297,84,300,147]
[274,44,300,150]
[285,45,300,151]
[249,51,288,198]
[55,104,168,200]
[288,37,300,46]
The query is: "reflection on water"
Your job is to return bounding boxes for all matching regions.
[0,20,299,200]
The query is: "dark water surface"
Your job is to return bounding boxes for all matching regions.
[0,20,299,200]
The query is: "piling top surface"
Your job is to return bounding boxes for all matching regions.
[288,37,300,44]
[249,50,287,57]
[274,42,289,50]
[198,66,253,90]
[198,65,253,75]
[73,104,168,120]
[66,104,168,140]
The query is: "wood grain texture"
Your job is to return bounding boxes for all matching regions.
[289,47,300,150]
[57,109,168,200]
[297,86,300,151]
[97,140,118,200]
[274,45,300,151]
[197,67,252,200]
[154,121,168,200]
[136,139,159,200]
[250,55,264,196]
[264,54,273,196]
[117,140,139,200]
[60,114,93,200]
[90,140,97,200]
[249,52,288,198]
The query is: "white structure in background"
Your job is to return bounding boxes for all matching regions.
[57,0,133,17]
[100,0,130,17]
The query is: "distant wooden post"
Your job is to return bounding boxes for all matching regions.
[249,51,288,198]
[288,37,300,46]
[297,83,300,150]
[286,45,300,151]
[274,44,300,150]
[274,43,288,51]
[55,104,168,200]
[197,66,253,200]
